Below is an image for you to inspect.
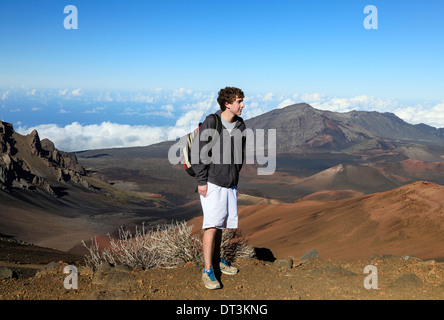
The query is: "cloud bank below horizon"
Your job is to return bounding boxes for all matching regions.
[3,87,443,152]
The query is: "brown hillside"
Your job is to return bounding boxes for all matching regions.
[302,189,364,201]
[191,181,444,262]
[291,164,401,195]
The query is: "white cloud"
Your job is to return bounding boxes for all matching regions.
[277,99,296,109]
[193,92,203,99]
[131,93,154,103]
[301,92,323,102]
[263,93,274,101]
[171,88,193,101]
[71,88,82,96]
[1,90,10,100]
[84,107,105,114]
[13,91,219,152]
[159,104,175,117]
[27,89,37,96]
[312,97,354,112]
[120,107,140,116]
[300,94,444,128]
[308,95,397,113]
[242,101,264,119]
[162,104,174,112]
[142,104,175,118]
[176,97,217,127]
[175,88,192,95]
[394,100,444,128]
[175,110,205,128]
[17,122,172,152]
[96,91,114,102]
[58,88,82,99]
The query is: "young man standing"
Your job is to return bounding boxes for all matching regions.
[192,86,246,290]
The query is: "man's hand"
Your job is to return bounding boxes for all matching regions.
[198,184,208,197]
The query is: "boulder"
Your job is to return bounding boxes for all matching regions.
[299,249,319,260]
[274,257,293,269]
[0,266,18,279]
[389,273,423,289]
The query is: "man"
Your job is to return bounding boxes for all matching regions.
[192,86,246,290]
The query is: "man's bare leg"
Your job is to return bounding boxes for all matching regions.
[203,227,222,270]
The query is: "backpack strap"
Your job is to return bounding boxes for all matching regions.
[204,114,222,154]
[210,113,222,135]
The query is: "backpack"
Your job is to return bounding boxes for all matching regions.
[182,113,222,177]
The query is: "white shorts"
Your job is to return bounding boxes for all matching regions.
[200,182,238,230]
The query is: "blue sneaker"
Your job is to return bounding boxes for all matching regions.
[202,266,221,289]
[219,257,238,275]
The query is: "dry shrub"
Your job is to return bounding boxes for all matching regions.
[107,223,161,269]
[221,229,256,263]
[152,221,203,268]
[82,221,255,270]
[82,237,113,270]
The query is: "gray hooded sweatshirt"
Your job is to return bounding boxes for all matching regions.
[191,110,246,188]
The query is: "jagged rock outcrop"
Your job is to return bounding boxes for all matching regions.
[0,121,88,196]
[40,138,86,180]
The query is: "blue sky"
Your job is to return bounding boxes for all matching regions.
[1,0,444,151]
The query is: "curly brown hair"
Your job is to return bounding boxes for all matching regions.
[217,87,244,111]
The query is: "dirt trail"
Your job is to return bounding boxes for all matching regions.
[1,255,443,301]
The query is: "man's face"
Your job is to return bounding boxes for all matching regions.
[225,96,245,116]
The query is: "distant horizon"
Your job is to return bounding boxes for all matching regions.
[1,85,443,152]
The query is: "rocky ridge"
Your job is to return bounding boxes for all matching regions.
[0,121,88,196]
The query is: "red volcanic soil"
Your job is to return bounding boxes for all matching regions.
[290,164,401,195]
[400,159,444,178]
[191,181,444,262]
[302,189,364,201]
